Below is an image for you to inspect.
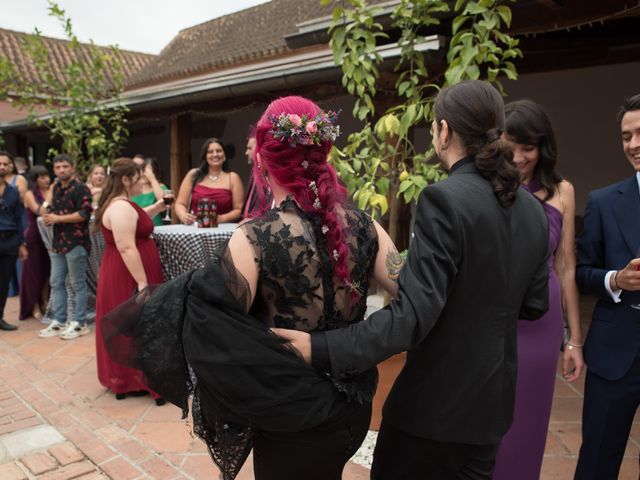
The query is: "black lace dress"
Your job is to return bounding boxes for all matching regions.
[101,199,379,480]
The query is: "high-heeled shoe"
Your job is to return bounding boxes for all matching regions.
[115,393,126,400]
[128,390,149,397]
[155,398,166,406]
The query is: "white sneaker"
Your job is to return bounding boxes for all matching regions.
[38,320,66,338]
[60,321,90,340]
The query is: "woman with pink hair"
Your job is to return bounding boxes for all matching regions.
[102,95,401,479]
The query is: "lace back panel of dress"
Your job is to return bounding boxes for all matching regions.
[241,200,378,331]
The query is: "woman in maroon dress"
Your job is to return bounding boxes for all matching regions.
[174,138,244,225]
[93,158,166,404]
[19,165,51,320]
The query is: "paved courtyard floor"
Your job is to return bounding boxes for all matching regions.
[0,294,638,479]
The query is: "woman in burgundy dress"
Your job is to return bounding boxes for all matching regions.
[174,138,244,225]
[19,165,51,320]
[93,158,166,404]
[493,100,585,479]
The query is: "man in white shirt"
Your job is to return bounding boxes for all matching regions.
[574,93,640,479]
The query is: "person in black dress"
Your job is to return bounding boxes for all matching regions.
[102,95,401,480]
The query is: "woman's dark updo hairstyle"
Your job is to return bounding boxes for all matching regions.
[192,138,229,186]
[505,99,561,202]
[434,80,520,207]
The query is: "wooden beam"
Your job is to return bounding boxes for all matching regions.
[169,113,191,210]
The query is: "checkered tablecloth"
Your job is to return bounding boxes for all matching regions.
[152,223,237,280]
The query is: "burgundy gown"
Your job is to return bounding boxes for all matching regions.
[493,181,564,479]
[189,183,233,215]
[19,189,50,319]
[95,201,164,397]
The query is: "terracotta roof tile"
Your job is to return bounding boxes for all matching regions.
[0,27,156,93]
[126,0,386,89]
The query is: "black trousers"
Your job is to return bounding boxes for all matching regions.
[371,419,499,480]
[0,234,19,319]
[252,403,371,480]
[574,354,640,480]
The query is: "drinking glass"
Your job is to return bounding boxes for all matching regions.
[162,189,174,222]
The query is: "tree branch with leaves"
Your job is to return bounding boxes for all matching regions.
[0,0,129,172]
[324,0,522,244]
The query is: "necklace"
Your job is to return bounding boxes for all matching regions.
[208,173,221,182]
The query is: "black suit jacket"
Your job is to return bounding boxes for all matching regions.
[312,161,549,445]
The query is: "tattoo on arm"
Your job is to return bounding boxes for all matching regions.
[385,248,403,281]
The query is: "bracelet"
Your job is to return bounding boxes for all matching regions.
[566,341,583,349]
[613,270,621,291]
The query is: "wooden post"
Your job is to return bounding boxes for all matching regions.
[169,113,191,221]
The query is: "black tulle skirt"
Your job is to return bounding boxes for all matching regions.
[101,249,377,480]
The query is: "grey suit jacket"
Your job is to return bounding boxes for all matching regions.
[312,160,549,445]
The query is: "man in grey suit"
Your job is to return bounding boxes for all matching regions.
[275,81,549,479]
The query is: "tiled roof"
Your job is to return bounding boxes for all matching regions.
[126,0,386,89]
[0,27,155,93]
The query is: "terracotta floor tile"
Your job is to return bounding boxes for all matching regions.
[180,454,221,479]
[0,462,28,480]
[544,431,569,456]
[63,373,106,401]
[540,456,578,480]
[550,397,584,423]
[16,340,66,362]
[139,456,181,479]
[619,457,640,479]
[99,456,144,480]
[132,421,194,453]
[551,423,583,456]
[38,355,91,375]
[117,439,153,463]
[79,439,119,465]
[140,403,183,422]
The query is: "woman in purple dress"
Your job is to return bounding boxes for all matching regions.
[493,100,585,479]
[19,165,51,320]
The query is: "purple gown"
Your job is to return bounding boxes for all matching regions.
[19,189,50,320]
[493,182,564,480]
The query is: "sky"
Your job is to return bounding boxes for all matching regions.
[0,0,271,54]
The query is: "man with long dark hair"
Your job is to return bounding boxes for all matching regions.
[575,93,640,479]
[276,80,550,478]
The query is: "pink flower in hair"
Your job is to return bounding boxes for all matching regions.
[305,121,318,134]
[268,109,341,147]
[289,114,302,127]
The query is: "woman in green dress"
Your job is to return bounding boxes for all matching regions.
[131,155,168,226]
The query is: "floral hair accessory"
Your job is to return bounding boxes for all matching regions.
[309,181,322,209]
[268,110,341,148]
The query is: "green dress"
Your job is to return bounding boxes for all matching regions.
[131,186,167,226]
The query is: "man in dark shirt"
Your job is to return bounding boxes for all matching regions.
[0,154,28,331]
[38,154,93,340]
